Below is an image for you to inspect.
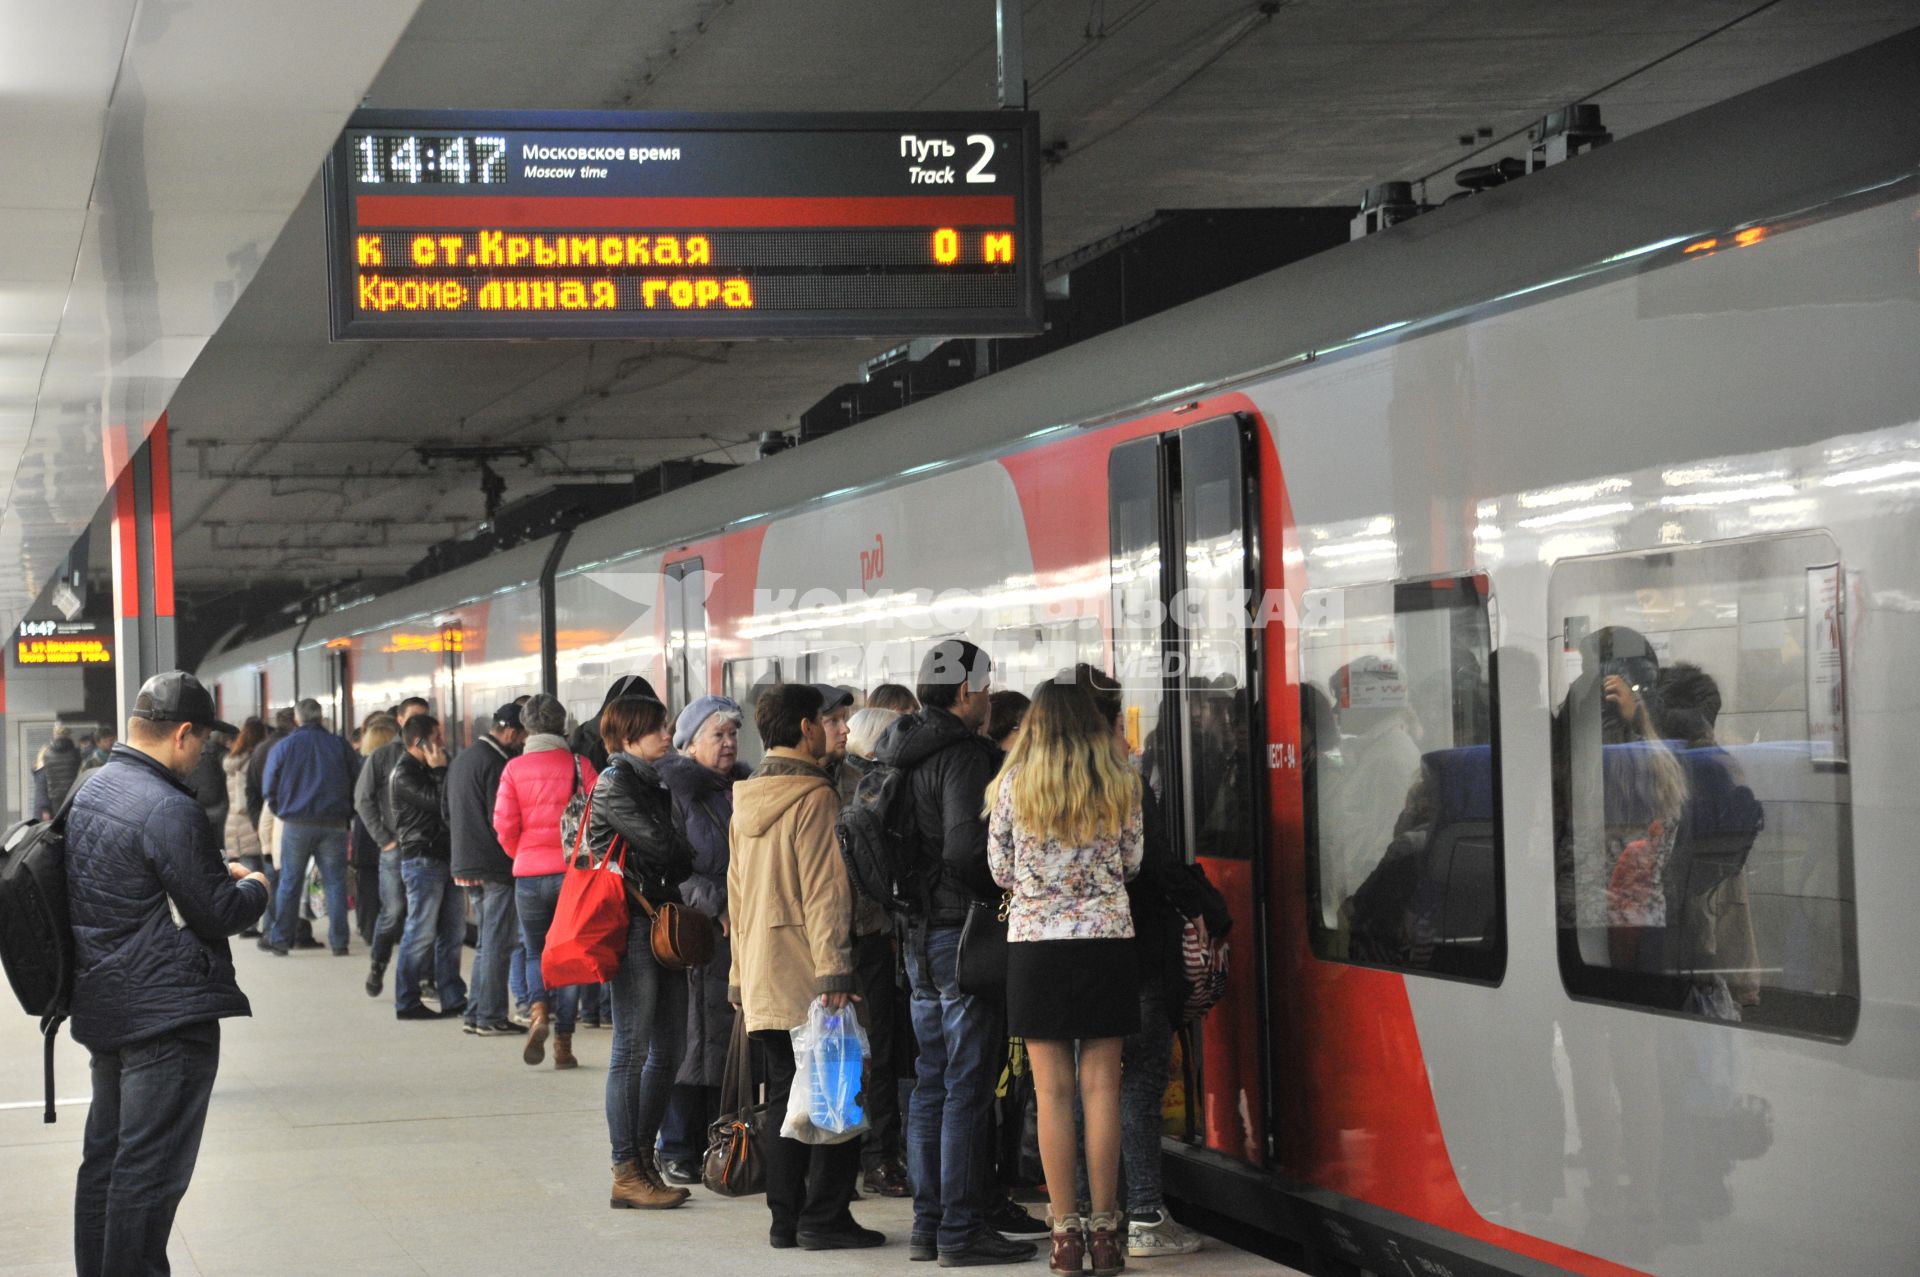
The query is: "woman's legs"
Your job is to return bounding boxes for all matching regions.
[1077,1038,1124,1217]
[605,924,662,1165]
[1028,1039,1081,1221]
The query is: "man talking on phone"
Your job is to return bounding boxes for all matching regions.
[64,671,272,1276]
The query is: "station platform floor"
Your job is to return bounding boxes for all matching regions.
[0,936,1303,1276]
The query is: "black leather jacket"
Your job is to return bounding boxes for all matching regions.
[388,751,450,860]
[873,706,1002,928]
[587,753,694,907]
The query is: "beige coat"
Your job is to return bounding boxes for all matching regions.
[726,749,855,1033]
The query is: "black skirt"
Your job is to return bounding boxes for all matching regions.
[1006,937,1139,1041]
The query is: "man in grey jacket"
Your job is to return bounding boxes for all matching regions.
[357,696,430,996]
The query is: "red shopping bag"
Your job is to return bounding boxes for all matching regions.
[540,807,630,987]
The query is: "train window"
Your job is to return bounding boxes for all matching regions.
[1302,573,1505,983]
[722,657,781,767]
[990,617,1104,698]
[1549,534,1858,1039]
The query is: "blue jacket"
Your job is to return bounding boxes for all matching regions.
[65,745,269,1049]
[262,721,361,824]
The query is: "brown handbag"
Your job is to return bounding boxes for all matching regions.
[632,889,716,970]
[702,1010,768,1196]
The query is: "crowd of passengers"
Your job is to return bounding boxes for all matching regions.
[59,640,1230,1275]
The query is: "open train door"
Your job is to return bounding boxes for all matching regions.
[1108,412,1272,1168]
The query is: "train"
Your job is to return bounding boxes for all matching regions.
[200,29,1920,1277]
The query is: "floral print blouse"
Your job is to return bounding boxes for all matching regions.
[988,764,1144,942]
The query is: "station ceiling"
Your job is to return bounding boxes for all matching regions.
[7,0,1916,642]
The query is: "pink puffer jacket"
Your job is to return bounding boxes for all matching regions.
[493,736,599,877]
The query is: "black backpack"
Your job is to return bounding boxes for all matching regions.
[0,787,78,1123]
[835,762,925,919]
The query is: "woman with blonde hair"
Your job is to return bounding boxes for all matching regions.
[986,675,1143,1276]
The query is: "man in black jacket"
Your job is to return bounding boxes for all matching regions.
[358,697,429,996]
[388,714,466,1020]
[873,640,1035,1267]
[65,672,270,1277]
[447,703,524,1034]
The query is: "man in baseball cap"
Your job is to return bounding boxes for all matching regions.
[65,671,270,1274]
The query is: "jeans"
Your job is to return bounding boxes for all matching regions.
[605,919,688,1165]
[396,858,467,1014]
[1075,982,1175,1213]
[270,822,350,951]
[516,873,576,1033]
[756,1027,863,1238]
[510,940,529,1010]
[75,1022,220,1277]
[465,880,519,1028]
[906,923,997,1251]
[369,849,406,967]
[236,855,277,940]
[658,1084,719,1162]
[853,930,904,1169]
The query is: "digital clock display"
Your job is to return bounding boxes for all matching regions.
[325,109,1043,340]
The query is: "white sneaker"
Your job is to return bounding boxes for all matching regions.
[1126,1209,1202,1258]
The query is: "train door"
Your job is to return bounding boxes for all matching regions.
[328,648,353,734]
[1108,413,1271,1165]
[663,558,710,711]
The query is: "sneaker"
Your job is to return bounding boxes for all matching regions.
[991,1198,1049,1237]
[910,1237,938,1262]
[938,1230,1038,1267]
[473,1021,519,1036]
[396,1005,440,1021]
[508,1006,532,1028]
[463,1021,478,1034]
[1125,1209,1201,1258]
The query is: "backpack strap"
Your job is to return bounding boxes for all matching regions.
[39,1014,64,1124]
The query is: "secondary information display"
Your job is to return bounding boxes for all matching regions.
[325,109,1043,340]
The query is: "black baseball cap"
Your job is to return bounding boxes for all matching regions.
[130,671,238,736]
[810,684,855,714]
[492,703,523,729]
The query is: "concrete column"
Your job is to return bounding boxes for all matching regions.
[106,415,177,725]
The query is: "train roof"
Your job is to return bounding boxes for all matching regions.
[207,26,1920,664]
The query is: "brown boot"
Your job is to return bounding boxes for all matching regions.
[610,1161,689,1210]
[553,1031,577,1070]
[638,1155,692,1204]
[522,1001,550,1066]
[1049,1215,1086,1276]
[1087,1213,1125,1277]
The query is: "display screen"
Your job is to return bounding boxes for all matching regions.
[326,110,1043,340]
[15,619,113,667]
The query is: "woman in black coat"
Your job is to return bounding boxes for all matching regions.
[590,695,697,1209]
[650,695,750,1184]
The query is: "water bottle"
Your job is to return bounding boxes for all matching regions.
[809,1010,865,1132]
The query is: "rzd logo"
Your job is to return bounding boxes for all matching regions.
[859,533,886,588]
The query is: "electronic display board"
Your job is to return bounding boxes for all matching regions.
[15,619,113,668]
[326,109,1043,340]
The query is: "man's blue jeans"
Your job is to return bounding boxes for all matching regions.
[271,822,349,951]
[396,858,466,1014]
[75,1022,220,1277]
[905,923,997,1252]
[515,873,575,1033]
[369,849,405,967]
[464,880,518,1028]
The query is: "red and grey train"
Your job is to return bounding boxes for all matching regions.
[202,31,1920,1277]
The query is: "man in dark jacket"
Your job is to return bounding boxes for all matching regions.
[65,672,270,1277]
[447,703,524,1034]
[357,696,429,994]
[262,699,360,956]
[872,640,1034,1267]
[389,714,466,1020]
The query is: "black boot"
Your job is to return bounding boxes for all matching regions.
[365,960,385,998]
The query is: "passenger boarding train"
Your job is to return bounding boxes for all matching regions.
[202,32,1920,1277]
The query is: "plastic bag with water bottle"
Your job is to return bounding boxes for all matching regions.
[779,998,871,1146]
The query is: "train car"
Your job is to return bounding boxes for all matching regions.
[200,30,1920,1277]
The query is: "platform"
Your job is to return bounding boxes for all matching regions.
[0,939,1301,1276]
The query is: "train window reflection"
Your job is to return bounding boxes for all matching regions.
[1302,573,1505,982]
[1550,534,1859,1039]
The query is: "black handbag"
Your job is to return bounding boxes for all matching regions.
[955,892,1010,1000]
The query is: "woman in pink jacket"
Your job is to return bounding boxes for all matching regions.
[494,693,599,1070]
